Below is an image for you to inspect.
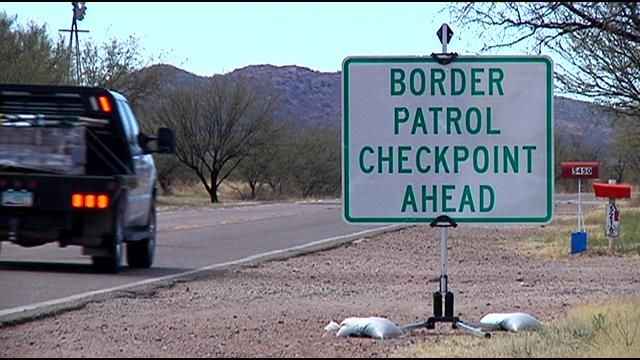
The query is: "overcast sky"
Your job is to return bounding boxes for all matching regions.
[1,2,536,76]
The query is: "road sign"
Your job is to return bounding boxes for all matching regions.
[436,23,453,45]
[342,56,554,224]
[561,161,599,179]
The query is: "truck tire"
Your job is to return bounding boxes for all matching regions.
[126,204,156,268]
[92,200,125,273]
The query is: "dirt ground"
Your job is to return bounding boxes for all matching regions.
[2,204,639,358]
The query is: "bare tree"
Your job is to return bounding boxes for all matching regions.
[153,77,278,203]
[454,2,640,115]
[610,115,640,182]
[80,35,163,108]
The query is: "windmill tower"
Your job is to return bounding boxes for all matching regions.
[59,2,89,85]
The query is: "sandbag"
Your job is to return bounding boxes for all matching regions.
[333,317,403,339]
[480,312,542,332]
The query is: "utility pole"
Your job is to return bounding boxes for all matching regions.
[59,2,89,85]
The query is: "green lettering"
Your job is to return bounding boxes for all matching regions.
[422,184,438,212]
[503,146,519,173]
[359,146,374,174]
[394,107,409,135]
[430,68,446,96]
[429,107,442,135]
[466,107,482,134]
[435,146,450,174]
[446,107,462,135]
[471,68,485,96]
[378,146,394,174]
[489,68,504,96]
[442,184,456,213]
[480,185,495,212]
[390,68,406,96]
[473,146,489,174]
[487,108,501,135]
[459,185,476,212]
[453,146,469,173]
[401,185,418,213]
[398,146,412,174]
[411,108,427,135]
[416,146,431,173]
[451,68,466,96]
[410,68,426,95]
[523,145,536,173]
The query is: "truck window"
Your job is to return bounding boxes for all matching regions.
[117,100,142,154]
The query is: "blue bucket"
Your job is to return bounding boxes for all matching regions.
[570,231,588,254]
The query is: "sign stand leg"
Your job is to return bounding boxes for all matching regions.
[402,215,490,338]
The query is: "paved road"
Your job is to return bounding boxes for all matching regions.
[0,202,384,312]
[0,194,605,314]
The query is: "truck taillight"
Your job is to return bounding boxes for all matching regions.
[97,195,109,209]
[72,194,83,208]
[71,193,110,209]
[98,95,112,113]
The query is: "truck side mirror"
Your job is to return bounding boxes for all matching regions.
[157,127,176,154]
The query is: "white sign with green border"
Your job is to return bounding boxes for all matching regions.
[342,56,554,224]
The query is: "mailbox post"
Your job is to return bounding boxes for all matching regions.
[560,162,599,254]
[593,181,632,250]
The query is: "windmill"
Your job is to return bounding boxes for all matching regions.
[59,2,89,85]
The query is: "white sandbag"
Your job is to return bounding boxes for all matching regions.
[479,313,512,330]
[501,313,542,332]
[335,317,403,339]
[324,321,340,333]
[480,312,542,332]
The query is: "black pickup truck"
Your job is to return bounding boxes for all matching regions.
[0,84,175,273]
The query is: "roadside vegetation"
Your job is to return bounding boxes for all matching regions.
[400,298,640,358]
[522,198,640,258]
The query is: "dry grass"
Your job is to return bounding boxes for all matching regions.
[157,182,255,210]
[522,201,640,258]
[399,298,640,358]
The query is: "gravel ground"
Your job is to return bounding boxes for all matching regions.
[2,205,639,358]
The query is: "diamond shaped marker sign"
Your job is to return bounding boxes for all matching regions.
[436,23,453,45]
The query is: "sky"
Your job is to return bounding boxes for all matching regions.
[1,2,533,76]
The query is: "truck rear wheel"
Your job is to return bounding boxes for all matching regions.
[126,204,156,268]
[92,201,125,273]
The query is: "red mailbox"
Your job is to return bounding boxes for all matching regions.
[592,183,632,199]
[561,162,599,179]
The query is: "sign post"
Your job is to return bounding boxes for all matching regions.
[560,161,599,254]
[342,23,553,337]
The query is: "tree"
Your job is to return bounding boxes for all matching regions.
[80,35,163,108]
[610,115,640,182]
[0,12,69,84]
[290,127,340,198]
[455,3,640,115]
[153,77,278,203]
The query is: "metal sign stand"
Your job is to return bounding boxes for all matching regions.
[403,215,490,338]
[403,24,489,339]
